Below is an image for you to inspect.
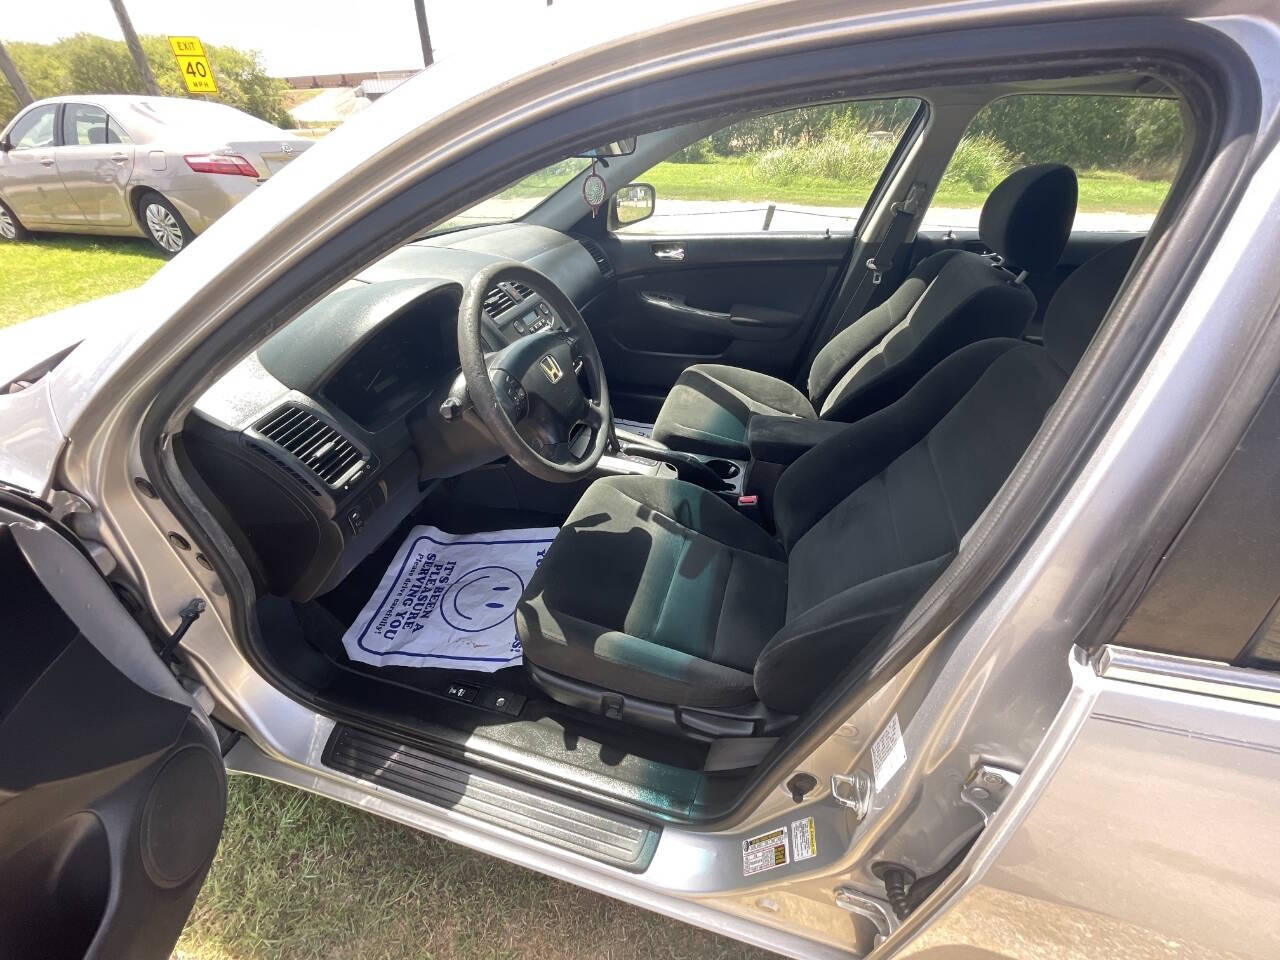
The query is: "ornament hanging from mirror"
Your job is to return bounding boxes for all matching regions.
[583,159,607,218]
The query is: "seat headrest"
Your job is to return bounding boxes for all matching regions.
[979,163,1078,274]
[1043,237,1143,372]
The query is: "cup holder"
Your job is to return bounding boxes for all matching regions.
[704,458,741,481]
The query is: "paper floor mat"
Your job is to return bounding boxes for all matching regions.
[340,525,557,671]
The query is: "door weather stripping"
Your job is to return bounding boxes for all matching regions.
[960,764,1020,826]
[831,770,873,820]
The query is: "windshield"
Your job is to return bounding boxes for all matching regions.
[430,157,592,233]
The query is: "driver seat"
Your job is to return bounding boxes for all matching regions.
[516,240,1141,735]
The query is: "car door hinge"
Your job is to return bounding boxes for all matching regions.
[158,598,207,662]
[831,769,873,820]
[48,488,91,522]
[960,763,1020,825]
[834,885,897,945]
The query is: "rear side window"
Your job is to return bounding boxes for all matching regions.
[8,105,58,150]
[617,98,923,235]
[922,94,1184,234]
[61,103,132,146]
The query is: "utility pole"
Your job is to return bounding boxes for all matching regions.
[413,0,434,67]
[0,40,33,107]
[108,0,161,95]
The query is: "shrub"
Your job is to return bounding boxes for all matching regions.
[751,116,900,184]
[939,133,1016,191]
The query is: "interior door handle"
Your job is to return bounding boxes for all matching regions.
[651,243,685,262]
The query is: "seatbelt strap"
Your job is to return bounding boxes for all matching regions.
[806,180,928,364]
[702,736,779,772]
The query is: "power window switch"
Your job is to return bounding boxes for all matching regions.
[444,682,478,703]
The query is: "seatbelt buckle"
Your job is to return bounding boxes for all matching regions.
[736,494,761,520]
[865,257,885,285]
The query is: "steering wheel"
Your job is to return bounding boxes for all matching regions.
[458,261,611,484]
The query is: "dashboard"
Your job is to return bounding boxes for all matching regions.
[183,222,611,601]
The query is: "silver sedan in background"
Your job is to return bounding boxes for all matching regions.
[0,94,312,255]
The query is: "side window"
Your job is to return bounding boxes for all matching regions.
[922,94,1183,234]
[8,106,58,150]
[615,98,922,236]
[61,103,108,146]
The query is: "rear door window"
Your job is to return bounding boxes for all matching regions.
[60,103,133,146]
[922,94,1184,234]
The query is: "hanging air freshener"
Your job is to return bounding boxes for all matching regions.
[582,159,607,218]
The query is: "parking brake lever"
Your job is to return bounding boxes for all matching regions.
[620,443,728,491]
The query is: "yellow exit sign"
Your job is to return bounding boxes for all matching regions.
[167,36,218,94]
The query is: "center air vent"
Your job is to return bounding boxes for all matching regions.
[252,405,370,489]
[574,236,614,279]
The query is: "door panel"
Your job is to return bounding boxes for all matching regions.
[0,501,225,960]
[1,104,72,226]
[54,144,135,226]
[585,232,848,416]
[55,103,135,227]
[910,229,1146,338]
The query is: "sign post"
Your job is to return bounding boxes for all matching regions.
[167,36,218,94]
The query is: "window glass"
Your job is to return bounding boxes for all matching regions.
[9,106,58,150]
[430,158,594,233]
[616,98,922,235]
[922,94,1183,234]
[62,104,107,145]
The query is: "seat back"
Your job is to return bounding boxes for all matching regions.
[806,164,1079,424]
[753,237,1140,713]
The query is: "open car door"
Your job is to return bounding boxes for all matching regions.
[0,491,225,960]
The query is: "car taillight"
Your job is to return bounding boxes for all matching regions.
[183,153,259,177]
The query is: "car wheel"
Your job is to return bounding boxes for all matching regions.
[0,200,31,242]
[139,192,195,256]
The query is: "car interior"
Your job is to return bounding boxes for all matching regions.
[175,70,1188,822]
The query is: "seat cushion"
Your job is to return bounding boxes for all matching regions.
[517,475,788,707]
[651,364,815,459]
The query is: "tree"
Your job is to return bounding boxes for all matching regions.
[0,34,289,129]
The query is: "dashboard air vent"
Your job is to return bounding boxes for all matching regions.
[574,236,614,279]
[482,285,518,317]
[254,405,368,489]
[509,281,534,300]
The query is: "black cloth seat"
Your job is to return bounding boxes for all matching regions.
[518,238,1141,722]
[650,164,1079,458]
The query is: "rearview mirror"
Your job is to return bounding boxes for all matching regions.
[575,137,637,159]
[610,183,655,229]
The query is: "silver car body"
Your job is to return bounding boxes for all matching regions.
[1,1,1278,958]
[0,94,312,239]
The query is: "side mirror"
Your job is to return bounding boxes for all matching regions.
[609,182,655,229]
[0,139,10,154]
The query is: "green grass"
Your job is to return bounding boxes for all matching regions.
[176,776,777,960]
[0,234,164,329]
[636,158,1169,214]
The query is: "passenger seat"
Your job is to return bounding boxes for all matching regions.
[650,164,1079,458]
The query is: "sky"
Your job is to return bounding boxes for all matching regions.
[1,0,559,76]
